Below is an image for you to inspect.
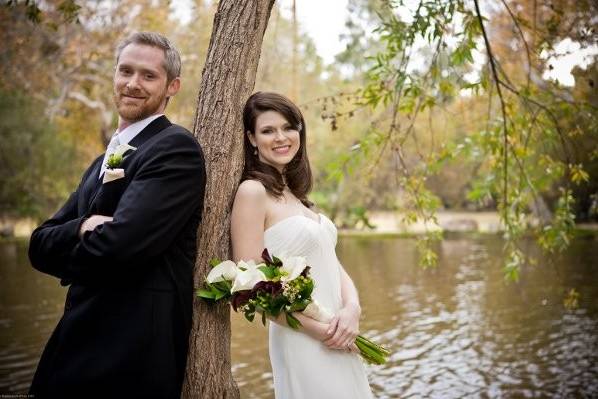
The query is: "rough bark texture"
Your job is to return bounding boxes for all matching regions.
[182,1,275,398]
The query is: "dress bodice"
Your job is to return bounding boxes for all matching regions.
[264,213,342,312]
[264,213,337,256]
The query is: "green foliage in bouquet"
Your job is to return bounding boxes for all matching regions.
[197,258,233,301]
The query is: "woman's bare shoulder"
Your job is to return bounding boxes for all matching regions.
[235,179,267,202]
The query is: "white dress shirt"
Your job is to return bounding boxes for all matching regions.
[99,114,164,178]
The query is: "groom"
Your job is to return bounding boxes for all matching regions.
[28,32,205,398]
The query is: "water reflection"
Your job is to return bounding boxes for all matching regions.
[0,240,67,393]
[1,235,597,397]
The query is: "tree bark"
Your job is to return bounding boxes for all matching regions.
[182,1,275,398]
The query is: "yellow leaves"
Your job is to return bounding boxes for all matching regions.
[567,125,584,138]
[570,163,590,185]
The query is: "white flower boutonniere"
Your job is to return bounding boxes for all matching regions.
[103,143,136,183]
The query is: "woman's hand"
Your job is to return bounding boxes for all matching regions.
[323,302,361,350]
[270,309,361,352]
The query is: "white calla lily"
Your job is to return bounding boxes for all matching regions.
[279,255,307,281]
[231,267,267,293]
[113,143,137,158]
[206,260,238,283]
[237,259,263,271]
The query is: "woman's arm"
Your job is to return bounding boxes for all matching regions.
[231,180,268,262]
[269,312,334,342]
[324,264,362,350]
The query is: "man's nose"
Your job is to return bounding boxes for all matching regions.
[126,73,141,90]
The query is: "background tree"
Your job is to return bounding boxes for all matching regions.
[330,0,597,279]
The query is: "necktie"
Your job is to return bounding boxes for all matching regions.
[99,134,120,178]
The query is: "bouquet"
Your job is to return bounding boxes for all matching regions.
[198,249,390,365]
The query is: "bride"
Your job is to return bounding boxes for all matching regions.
[231,91,374,398]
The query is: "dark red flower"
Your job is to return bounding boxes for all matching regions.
[231,290,255,311]
[252,280,282,296]
[300,266,311,278]
[261,248,273,264]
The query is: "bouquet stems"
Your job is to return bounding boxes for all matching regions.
[303,300,389,364]
[355,335,390,365]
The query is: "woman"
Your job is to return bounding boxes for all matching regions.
[231,91,373,398]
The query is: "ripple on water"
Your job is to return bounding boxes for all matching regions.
[2,237,598,397]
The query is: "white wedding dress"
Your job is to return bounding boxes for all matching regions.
[264,213,374,399]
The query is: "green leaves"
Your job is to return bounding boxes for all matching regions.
[538,189,576,254]
[285,312,302,330]
[258,265,279,280]
[197,280,231,301]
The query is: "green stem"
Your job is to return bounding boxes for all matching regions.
[354,335,389,365]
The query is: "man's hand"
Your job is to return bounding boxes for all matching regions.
[79,215,113,237]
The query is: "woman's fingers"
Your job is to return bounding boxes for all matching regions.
[325,324,355,348]
[326,316,339,337]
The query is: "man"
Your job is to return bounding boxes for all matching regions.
[28,32,205,398]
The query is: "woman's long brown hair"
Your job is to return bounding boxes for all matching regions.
[242,91,313,207]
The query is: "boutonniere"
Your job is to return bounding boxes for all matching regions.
[103,143,137,183]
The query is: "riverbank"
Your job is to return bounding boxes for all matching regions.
[339,211,598,237]
[2,212,597,239]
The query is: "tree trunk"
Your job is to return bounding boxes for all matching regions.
[182,1,275,398]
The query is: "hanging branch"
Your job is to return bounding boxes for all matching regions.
[473,0,510,225]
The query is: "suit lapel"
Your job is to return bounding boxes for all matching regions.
[86,115,173,212]
[129,115,172,148]
[81,156,104,212]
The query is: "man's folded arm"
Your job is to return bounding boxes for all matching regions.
[65,133,206,281]
[28,161,98,279]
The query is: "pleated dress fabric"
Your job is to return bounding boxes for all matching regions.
[264,213,373,399]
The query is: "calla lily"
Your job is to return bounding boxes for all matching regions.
[113,143,137,158]
[278,255,307,281]
[206,260,238,283]
[231,267,267,293]
[237,259,264,271]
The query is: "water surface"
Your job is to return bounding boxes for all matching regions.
[1,235,597,397]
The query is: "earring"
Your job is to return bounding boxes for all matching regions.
[253,146,258,156]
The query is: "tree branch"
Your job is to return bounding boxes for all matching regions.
[474,0,510,225]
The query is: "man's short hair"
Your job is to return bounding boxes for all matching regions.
[115,32,181,82]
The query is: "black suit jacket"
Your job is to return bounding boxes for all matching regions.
[28,116,206,398]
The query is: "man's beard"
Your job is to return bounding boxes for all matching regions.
[113,88,166,123]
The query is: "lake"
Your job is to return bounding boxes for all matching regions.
[1,234,597,398]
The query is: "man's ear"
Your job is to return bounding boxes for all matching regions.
[166,77,181,97]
